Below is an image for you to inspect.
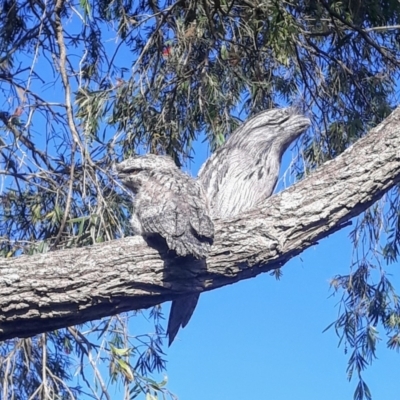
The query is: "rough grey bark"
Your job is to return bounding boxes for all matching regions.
[1,105,400,341]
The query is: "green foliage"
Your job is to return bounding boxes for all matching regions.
[1,0,400,398]
[0,310,169,399]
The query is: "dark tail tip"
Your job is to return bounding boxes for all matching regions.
[167,294,200,346]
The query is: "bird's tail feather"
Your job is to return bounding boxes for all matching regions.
[167,294,200,346]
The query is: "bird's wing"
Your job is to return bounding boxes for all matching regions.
[138,197,187,238]
[137,183,213,258]
[200,147,278,218]
[184,183,214,240]
[198,146,231,207]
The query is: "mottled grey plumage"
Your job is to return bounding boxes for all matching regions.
[117,154,214,258]
[117,108,310,346]
[199,108,311,218]
[116,154,214,344]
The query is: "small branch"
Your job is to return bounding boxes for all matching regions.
[320,0,400,67]
[53,0,85,155]
[0,114,55,172]
[52,142,76,249]
[365,25,400,32]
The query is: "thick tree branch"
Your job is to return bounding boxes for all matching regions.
[1,106,400,340]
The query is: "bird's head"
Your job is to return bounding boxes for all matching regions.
[278,108,311,141]
[232,108,311,155]
[116,154,176,192]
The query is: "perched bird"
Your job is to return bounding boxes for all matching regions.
[168,108,310,342]
[199,107,311,218]
[116,154,214,345]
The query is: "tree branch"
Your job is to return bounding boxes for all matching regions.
[1,105,400,340]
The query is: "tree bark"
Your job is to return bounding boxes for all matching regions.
[1,106,400,341]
